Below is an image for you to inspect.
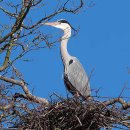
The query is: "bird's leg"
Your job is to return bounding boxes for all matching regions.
[74,91,80,99]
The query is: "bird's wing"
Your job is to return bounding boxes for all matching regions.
[64,57,91,97]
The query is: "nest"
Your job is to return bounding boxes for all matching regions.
[12,95,128,130]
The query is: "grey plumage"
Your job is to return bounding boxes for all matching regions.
[45,19,91,99]
[64,57,91,98]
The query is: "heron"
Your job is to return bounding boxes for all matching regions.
[45,19,91,99]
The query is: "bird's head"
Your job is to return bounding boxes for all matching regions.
[44,19,71,30]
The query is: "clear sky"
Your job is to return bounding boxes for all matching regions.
[1,0,130,129]
[16,0,130,102]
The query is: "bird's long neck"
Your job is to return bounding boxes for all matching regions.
[60,27,71,65]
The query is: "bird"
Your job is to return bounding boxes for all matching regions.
[45,19,91,99]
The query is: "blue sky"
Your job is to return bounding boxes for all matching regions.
[1,0,130,129]
[15,0,130,101]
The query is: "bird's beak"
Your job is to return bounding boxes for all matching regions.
[44,22,59,26]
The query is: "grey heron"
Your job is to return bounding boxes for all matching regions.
[45,19,91,99]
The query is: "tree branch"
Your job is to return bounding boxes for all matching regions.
[0,6,17,18]
[0,101,14,111]
[103,98,130,110]
[0,75,49,105]
[0,6,30,44]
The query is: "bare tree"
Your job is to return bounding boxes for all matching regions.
[0,0,84,103]
[0,0,130,129]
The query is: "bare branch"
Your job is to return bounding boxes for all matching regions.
[0,44,17,72]
[0,101,14,110]
[103,98,130,110]
[63,0,83,13]
[0,6,30,44]
[0,6,17,18]
[0,75,49,105]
